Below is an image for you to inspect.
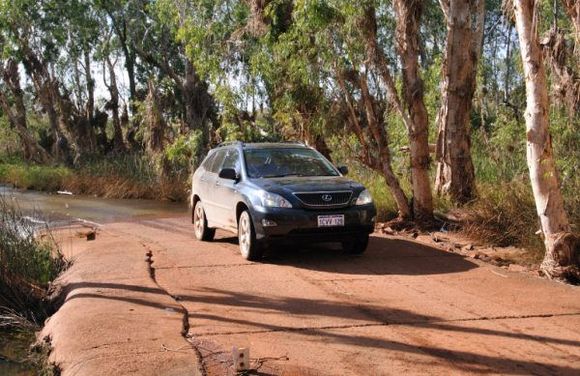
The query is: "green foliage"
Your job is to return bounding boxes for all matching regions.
[163,130,203,172]
[0,117,20,160]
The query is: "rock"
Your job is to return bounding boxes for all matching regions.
[467,251,480,259]
[479,254,491,262]
[508,264,528,273]
[463,244,474,251]
[382,226,395,235]
[431,234,448,243]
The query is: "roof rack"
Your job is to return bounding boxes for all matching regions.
[217,140,243,147]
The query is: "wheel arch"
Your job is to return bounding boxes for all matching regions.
[236,201,250,225]
[191,195,201,223]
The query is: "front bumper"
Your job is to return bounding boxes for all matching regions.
[250,204,376,243]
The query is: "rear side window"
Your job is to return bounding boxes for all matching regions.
[222,149,240,171]
[200,152,216,171]
[209,150,227,173]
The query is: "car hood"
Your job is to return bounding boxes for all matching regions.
[250,176,365,196]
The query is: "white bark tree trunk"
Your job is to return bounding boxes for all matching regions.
[513,0,578,280]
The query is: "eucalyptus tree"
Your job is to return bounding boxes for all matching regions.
[434,0,485,204]
[137,0,217,148]
[511,0,578,279]
[283,0,415,219]
[242,0,436,222]
[393,0,434,224]
[330,0,435,222]
[0,0,111,162]
[0,57,51,163]
[0,0,65,159]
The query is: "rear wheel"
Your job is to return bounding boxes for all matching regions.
[193,201,215,241]
[342,234,369,255]
[238,210,262,261]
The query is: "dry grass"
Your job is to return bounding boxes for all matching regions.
[63,174,188,201]
[0,155,190,202]
[460,180,545,261]
[0,197,69,328]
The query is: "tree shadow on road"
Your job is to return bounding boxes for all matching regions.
[64,280,580,375]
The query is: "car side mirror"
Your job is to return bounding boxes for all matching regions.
[338,165,349,175]
[219,168,239,181]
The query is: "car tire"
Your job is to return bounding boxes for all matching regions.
[193,201,215,241]
[342,234,369,255]
[238,210,262,261]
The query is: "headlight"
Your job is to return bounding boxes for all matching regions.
[355,189,373,205]
[261,191,292,208]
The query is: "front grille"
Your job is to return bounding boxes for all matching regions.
[293,191,353,209]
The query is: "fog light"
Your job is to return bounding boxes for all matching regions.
[261,219,278,227]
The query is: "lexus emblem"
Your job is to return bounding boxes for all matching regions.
[321,194,333,202]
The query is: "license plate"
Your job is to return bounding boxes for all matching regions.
[317,214,344,227]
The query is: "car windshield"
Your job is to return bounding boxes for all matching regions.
[244,148,339,178]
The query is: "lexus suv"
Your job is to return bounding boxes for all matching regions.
[190,142,376,260]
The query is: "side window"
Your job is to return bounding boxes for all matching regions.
[222,149,240,171]
[209,150,226,173]
[200,152,216,171]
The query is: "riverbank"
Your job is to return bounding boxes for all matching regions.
[0,157,189,202]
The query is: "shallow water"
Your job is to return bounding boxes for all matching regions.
[0,330,35,376]
[0,185,189,227]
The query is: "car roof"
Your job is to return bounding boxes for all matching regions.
[211,142,310,151]
[243,142,308,149]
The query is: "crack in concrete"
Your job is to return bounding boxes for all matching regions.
[143,245,207,376]
[155,263,257,270]
[193,311,580,338]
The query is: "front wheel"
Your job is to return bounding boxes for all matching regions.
[193,201,215,241]
[342,234,369,255]
[238,210,262,261]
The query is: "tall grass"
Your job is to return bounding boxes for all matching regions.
[0,197,69,328]
[64,154,189,201]
[0,163,71,192]
[0,154,190,202]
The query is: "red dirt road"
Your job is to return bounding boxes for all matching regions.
[46,216,580,375]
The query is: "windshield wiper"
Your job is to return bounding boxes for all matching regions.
[263,173,305,178]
